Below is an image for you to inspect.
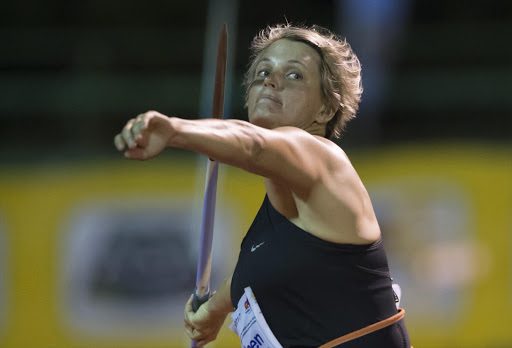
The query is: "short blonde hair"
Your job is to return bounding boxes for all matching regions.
[244,24,363,139]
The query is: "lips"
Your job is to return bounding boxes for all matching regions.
[258,93,282,105]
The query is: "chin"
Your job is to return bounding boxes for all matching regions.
[249,115,276,129]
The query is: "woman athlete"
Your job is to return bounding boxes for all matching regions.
[114,24,411,348]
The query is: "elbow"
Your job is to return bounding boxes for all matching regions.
[243,129,267,175]
[222,120,271,176]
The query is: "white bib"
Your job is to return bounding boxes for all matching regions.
[229,287,283,348]
[392,283,402,309]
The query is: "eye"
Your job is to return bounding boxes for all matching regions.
[288,72,302,80]
[257,69,269,78]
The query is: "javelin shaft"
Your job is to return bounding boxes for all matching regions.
[191,24,227,348]
[194,160,219,300]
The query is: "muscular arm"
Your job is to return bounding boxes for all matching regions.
[115,111,377,244]
[116,111,332,199]
[203,272,233,315]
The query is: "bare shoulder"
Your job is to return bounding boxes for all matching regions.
[315,136,350,159]
[266,128,379,244]
[273,127,348,158]
[271,127,354,175]
[260,126,359,201]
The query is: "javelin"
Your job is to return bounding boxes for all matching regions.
[191,24,227,348]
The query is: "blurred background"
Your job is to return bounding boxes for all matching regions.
[0,0,511,347]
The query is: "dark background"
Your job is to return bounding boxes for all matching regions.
[1,0,510,163]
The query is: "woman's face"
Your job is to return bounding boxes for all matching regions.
[247,39,326,131]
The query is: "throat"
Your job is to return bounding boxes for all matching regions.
[304,121,327,137]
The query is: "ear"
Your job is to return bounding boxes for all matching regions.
[315,106,335,124]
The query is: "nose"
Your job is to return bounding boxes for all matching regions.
[263,72,279,89]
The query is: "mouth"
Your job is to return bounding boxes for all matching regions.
[258,93,282,105]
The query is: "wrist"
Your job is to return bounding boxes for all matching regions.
[205,291,232,317]
[165,116,180,147]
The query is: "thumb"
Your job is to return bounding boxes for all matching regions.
[124,147,148,160]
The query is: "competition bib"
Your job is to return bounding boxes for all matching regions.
[229,287,283,348]
[230,285,404,348]
[392,283,402,309]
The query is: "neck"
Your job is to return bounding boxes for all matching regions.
[304,121,327,137]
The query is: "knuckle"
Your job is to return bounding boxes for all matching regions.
[122,127,131,137]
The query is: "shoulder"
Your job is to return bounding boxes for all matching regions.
[273,127,352,167]
[272,127,346,155]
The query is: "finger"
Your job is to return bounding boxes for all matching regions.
[184,322,194,339]
[185,326,203,341]
[185,294,194,314]
[131,120,143,141]
[133,122,150,148]
[121,119,136,148]
[197,336,214,347]
[131,114,146,141]
[184,314,194,330]
[185,326,202,341]
[124,147,147,160]
[192,328,202,341]
[114,134,126,151]
[184,294,194,325]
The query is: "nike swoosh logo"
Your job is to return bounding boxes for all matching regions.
[251,242,265,252]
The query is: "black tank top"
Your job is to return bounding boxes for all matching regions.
[231,195,407,348]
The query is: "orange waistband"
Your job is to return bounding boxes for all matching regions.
[318,308,409,348]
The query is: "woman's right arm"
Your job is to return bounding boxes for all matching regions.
[114,110,333,200]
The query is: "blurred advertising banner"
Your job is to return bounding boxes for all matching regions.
[60,196,225,337]
[354,143,512,347]
[0,158,258,348]
[0,219,7,335]
[0,143,511,347]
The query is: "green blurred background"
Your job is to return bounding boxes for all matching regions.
[0,0,511,347]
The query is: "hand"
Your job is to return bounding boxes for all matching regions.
[184,293,228,347]
[114,110,174,160]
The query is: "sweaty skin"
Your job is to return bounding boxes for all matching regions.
[114,39,380,346]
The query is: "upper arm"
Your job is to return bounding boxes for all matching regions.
[170,118,339,198]
[246,127,337,198]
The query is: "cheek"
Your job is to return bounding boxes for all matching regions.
[284,90,322,123]
[283,90,308,113]
[247,84,260,109]
[246,88,260,122]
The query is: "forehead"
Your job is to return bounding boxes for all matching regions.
[258,39,321,69]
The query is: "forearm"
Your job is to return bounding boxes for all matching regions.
[205,273,233,316]
[169,118,264,173]
[118,112,320,196]
[204,274,233,316]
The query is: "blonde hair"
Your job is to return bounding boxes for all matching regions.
[243,24,363,139]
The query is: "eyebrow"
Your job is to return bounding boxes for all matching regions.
[257,57,309,70]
